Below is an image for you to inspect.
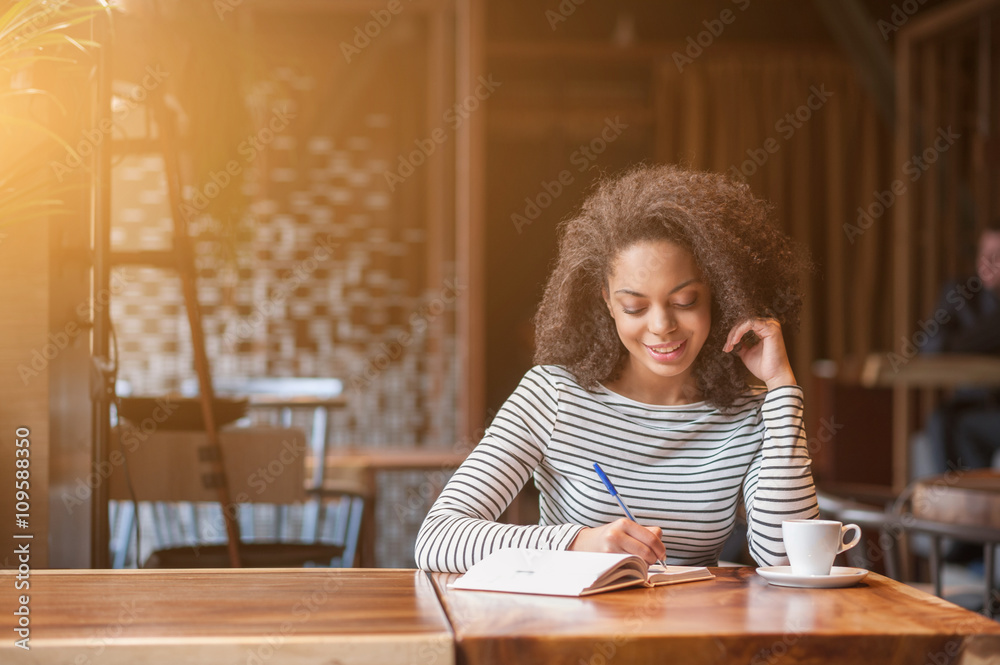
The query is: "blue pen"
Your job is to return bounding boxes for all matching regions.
[593,462,668,568]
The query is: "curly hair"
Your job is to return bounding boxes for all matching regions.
[533,163,810,408]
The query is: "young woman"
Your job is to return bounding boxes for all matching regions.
[415,164,819,573]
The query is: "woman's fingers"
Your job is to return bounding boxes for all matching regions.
[616,520,665,562]
[725,317,780,353]
[570,519,666,564]
[724,320,755,352]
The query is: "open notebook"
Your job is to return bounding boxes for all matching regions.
[448,548,714,597]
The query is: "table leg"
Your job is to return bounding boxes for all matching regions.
[360,468,377,568]
[985,543,995,619]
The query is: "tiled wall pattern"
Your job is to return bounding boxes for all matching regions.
[109,23,456,567]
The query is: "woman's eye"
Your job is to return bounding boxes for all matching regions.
[674,297,698,309]
[622,307,644,316]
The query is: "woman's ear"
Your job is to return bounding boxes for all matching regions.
[601,287,613,314]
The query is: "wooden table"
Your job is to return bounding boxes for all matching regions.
[319,447,469,567]
[431,567,1000,664]
[860,354,1000,388]
[6,566,1000,664]
[1,568,453,665]
[858,353,1000,491]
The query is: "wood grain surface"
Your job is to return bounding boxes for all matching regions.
[432,566,1000,665]
[8,566,999,665]
[1,568,453,665]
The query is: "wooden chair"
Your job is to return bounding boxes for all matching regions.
[108,426,370,568]
[193,376,347,542]
[818,483,1000,618]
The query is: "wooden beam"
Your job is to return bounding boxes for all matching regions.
[855,98,880,359]
[154,100,243,568]
[455,0,487,440]
[811,0,896,125]
[973,14,993,228]
[825,85,846,362]
[90,9,114,570]
[892,22,914,493]
[424,5,452,444]
[901,0,1000,42]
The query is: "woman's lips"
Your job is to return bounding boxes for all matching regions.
[644,339,687,362]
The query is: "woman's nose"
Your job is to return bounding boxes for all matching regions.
[648,306,677,335]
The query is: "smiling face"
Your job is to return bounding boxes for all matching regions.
[601,240,712,405]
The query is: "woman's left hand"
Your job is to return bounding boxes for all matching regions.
[724,317,797,391]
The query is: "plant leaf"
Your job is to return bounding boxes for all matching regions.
[0,86,69,115]
[0,113,78,154]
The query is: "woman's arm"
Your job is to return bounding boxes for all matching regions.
[414,368,585,573]
[741,385,819,566]
[725,317,818,566]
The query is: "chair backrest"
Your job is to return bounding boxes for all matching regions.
[194,377,347,490]
[108,426,308,504]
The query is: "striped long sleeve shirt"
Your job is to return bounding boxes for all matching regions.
[415,365,819,573]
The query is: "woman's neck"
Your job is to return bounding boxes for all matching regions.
[603,363,702,406]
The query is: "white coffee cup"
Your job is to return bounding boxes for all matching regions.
[782,519,861,576]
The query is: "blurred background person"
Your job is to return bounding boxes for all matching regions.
[916,222,1000,479]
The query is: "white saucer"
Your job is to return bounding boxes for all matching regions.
[756,566,869,589]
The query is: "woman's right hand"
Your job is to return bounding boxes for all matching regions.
[568,518,667,564]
